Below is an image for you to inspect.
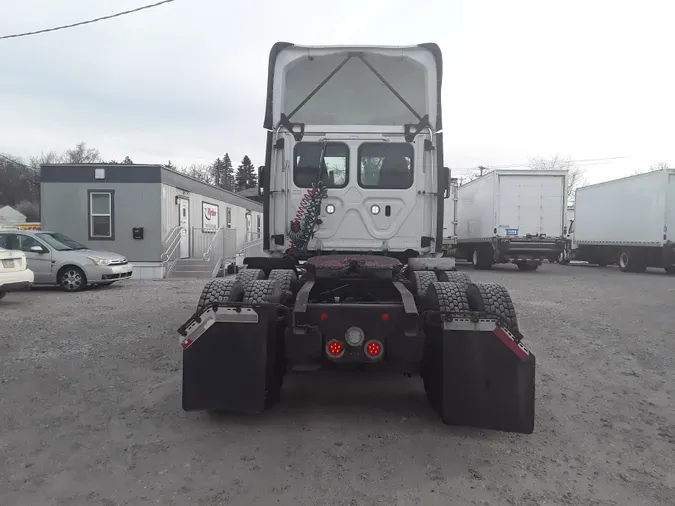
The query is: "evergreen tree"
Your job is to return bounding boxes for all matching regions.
[235,155,257,191]
[166,160,176,170]
[122,156,134,164]
[222,153,235,191]
[210,157,223,187]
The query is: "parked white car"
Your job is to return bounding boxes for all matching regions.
[0,246,34,300]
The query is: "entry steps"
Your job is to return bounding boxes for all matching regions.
[168,258,222,279]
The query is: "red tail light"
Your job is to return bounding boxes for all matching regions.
[326,339,345,358]
[364,340,383,359]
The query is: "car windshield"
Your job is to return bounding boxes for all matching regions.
[36,232,87,251]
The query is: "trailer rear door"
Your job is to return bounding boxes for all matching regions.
[497,173,566,237]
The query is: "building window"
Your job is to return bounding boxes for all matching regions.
[256,215,261,237]
[226,207,232,228]
[88,190,114,239]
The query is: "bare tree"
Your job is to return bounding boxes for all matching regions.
[63,141,102,164]
[181,164,213,184]
[649,161,669,171]
[528,154,586,203]
[28,151,63,169]
[631,161,670,175]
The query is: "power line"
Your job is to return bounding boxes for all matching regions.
[450,156,632,172]
[0,0,176,41]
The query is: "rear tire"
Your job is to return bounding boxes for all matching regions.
[423,281,471,413]
[516,263,539,272]
[466,282,519,332]
[235,268,266,288]
[267,269,297,293]
[618,250,646,273]
[471,246,493,270]
[242,279,286,409]
[197,278,245,312]
[242,279,284,305]
[436,270,471,290]
[410,271,438,301]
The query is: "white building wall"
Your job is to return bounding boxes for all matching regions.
[160,184,263,258]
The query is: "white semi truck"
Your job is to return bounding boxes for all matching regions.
[176,42,536,434]
[562,168,675,273]
[455,169,568,271]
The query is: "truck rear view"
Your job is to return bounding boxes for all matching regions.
[456,169,568,270]
[175,42,536,435]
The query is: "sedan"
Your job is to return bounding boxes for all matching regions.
[0,230,133,292]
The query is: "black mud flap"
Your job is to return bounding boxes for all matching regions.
[436,318,535,434]
[179,305,278,413]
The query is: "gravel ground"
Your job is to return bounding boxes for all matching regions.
[1,264,674,506]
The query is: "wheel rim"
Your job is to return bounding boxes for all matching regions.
[62,270,83,290]
[619,253,628,268]
[472,250,479,265]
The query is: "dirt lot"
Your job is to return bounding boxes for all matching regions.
[1,264,674,505]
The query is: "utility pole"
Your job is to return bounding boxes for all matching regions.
[478,165,488,176]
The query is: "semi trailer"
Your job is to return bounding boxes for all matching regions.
[455,169,568,271]
[562,168,675,273]
[176,42,535,434]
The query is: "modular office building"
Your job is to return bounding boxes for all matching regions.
[40,163,263,279]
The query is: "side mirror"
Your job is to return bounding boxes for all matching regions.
[443,167,452,199]
[30,245,45,253]
[257,165,265,190]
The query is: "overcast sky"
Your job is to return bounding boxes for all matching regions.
[1,0,673,185]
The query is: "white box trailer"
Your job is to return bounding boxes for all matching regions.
[455,169,568,271]
[563,168,675,273]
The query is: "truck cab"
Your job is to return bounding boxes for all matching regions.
[259,43,450,261]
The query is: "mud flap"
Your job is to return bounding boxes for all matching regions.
[179,305,278,413]
[437,318,535,434]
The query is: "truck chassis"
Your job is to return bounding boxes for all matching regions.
[458,235,566,271]
[178,255,536,434]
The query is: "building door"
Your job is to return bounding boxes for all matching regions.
[178,198,190,258]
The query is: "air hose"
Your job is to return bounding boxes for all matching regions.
[287,141,330,258]
[288,180,328,257]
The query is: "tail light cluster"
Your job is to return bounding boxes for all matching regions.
[325,326,383,361]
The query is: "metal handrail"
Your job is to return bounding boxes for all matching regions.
[237,236,263,256]
[211,257,223,278]
[161,226,185,262]
[202,227,223,262]
[161,226,186,278]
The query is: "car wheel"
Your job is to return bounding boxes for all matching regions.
[59,266,87,292]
